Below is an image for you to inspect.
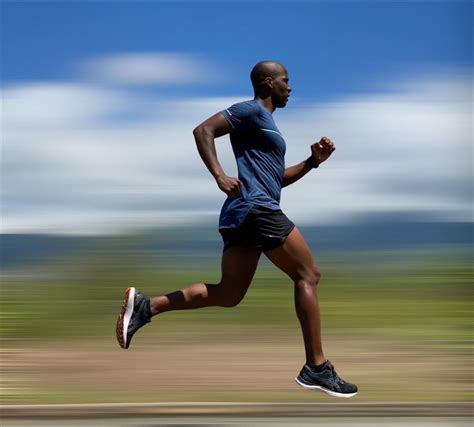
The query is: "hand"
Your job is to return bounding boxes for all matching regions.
[216,175,242,197]
[310,136,336,166]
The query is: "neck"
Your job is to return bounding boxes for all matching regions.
[254,96,275,113]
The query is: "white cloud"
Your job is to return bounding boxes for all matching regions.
[277,78,472,224]
[2,83,127,128]
[85,52,215,85]
[1,68,472,234]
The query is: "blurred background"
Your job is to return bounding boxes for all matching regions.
[1,0,472,406]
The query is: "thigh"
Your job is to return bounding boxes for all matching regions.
[264,226,317,282]
[220,245,261,294]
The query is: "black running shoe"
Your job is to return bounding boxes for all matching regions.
[295,360,358,398]
[116,287,152,349]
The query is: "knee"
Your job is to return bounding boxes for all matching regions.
[294,265,321,291]
[314,266,321,284]
[216,282,245,308]
[302,265,321,285]
[220,292,244,308]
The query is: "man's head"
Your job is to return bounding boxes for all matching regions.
[250,61,292,108]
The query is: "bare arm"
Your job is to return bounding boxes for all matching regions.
[193,113,242,197]
[282,158,314,188]
[282,137,336,188]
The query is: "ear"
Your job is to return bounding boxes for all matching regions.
[264,77,274,89]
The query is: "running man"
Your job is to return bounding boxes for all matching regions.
[116,61,358,398]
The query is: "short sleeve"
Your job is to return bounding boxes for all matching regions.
[220,101,258,133]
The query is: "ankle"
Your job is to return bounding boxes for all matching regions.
[307,357,326,367]
[149,298,160,317]
[307,359,327,372]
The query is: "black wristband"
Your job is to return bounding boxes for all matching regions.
[307,155,319,169]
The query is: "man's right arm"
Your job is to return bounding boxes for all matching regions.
[193,113,242,197]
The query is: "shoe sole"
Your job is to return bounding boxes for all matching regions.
[295,376,357,398]
[116,287,136,349]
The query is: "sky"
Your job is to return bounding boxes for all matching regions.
[1,1,472,234]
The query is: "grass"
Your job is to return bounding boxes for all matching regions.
[1,245,472,403]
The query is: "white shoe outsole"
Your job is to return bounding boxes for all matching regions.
[295,376,358,398]
[116,287,136,349]
[122,287,136,348]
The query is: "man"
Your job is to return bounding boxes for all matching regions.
[116,61,358,398]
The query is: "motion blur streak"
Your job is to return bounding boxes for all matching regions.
[1,53,472,414]
[1,58,472,234]
[1,223,472,404]
[1,2,472,425]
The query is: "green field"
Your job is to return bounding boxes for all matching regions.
[1,245,472,403]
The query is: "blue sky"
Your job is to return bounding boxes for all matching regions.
[3,1,471,98]
[1,1,472,234]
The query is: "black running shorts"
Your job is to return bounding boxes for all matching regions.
[219,205,295,253]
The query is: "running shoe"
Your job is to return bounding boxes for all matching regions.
[295,360,358,398]
[116,287,151,349]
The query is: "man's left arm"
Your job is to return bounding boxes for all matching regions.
[282,137,335,188]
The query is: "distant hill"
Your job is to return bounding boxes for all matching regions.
[1,217,472,268]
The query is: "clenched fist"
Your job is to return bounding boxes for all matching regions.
[310,136,336,166]
[216,175,242,197]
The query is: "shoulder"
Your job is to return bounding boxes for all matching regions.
[224,100,259,117]
[221,100,260,131]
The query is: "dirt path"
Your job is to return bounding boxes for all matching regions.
[2,335,472,403]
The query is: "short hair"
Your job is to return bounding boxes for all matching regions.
[250,61,285,95]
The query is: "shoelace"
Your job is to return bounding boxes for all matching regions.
[328,363,345,385]
[135,297,151,323]
[129,297,145,328]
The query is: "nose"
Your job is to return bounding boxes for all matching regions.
[288,86,292,94]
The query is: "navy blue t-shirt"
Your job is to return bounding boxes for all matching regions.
[219,100,286,229]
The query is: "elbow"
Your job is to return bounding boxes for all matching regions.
[193,126,202,148]
[193,124,210,140]
[193,125,202,138]
[193,125,215,149]
[282,173,294,188]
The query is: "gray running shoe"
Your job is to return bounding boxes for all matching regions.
[295,360,358,398]
[116,287,151,349]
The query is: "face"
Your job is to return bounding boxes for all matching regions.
[268,67,292,108]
